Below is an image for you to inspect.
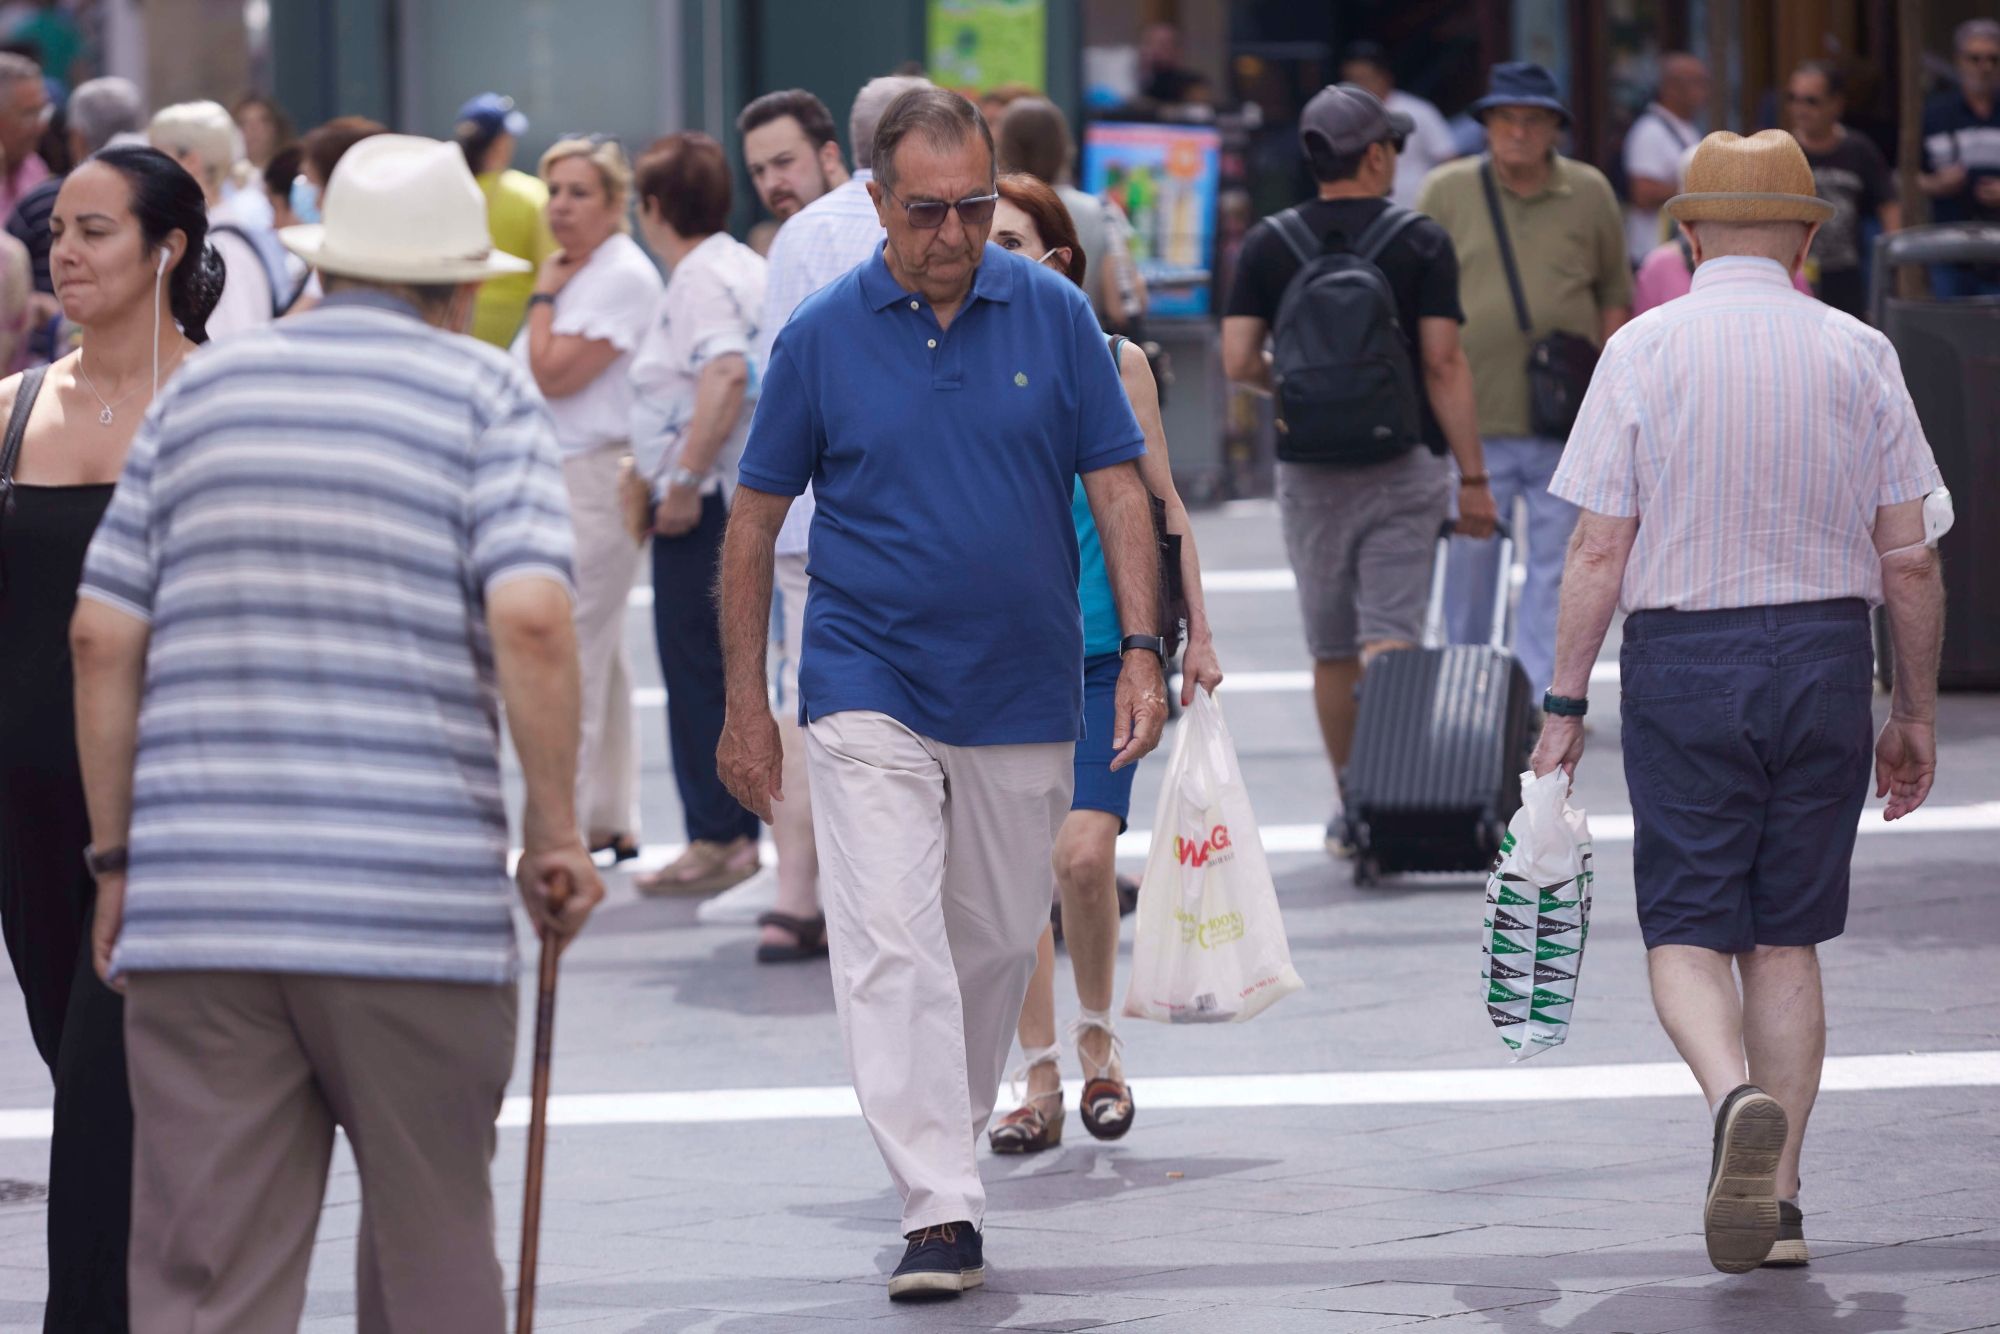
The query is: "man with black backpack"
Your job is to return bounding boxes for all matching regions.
[1223,82,1496,855]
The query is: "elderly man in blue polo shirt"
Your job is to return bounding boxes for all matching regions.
[719,86,1166,1302]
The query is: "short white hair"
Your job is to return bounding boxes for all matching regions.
[851,75,932,169]
[1956,18,2000,54]
[148,100,241,189]
[1688,219,1809,264]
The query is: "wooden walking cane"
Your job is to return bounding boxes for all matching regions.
[516,874,569,1334]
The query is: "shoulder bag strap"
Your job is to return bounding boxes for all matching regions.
[1106,333,1129,366]
[0,364,49,487]
[1271,207,1321,266]
[1479,159,1534,335]
[1352,203,1424,264]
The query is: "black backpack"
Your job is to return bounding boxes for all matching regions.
[1268,204,1424,466]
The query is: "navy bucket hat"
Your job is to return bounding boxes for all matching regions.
[1469,62,1572,127]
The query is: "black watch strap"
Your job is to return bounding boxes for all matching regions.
[84,844,128,877]
[1120,633,1167,662]
[1543,691,1589,718]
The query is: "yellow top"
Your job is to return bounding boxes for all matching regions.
[471,168,557,348]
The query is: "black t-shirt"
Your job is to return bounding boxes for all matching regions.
[1804,132,1893,275]
[1225,196,1463,452]
[1921,90,2000,226]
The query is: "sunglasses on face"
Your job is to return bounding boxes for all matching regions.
[881,184,1000,230]
[558,131,621,147]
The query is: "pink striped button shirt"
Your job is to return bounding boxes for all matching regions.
[1549,256,1942,611]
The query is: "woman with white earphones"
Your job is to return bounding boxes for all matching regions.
[0,143,221,1329]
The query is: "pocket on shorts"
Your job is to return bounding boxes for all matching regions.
[1799,681,1876,799]
[1623,687,1745,812]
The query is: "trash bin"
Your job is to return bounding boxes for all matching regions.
[1870,224,2000,691]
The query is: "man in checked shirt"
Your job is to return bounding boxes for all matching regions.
[1529,131,1947,1278]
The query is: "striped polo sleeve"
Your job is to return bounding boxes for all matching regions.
[1549,338,1639,517]
[469,365,576,596]
[77,411,164,622]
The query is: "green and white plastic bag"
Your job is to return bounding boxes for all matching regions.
[1481,770,1592,1059]
[1123,689,1304,1024]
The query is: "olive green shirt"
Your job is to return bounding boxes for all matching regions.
[1416,154,1633,439]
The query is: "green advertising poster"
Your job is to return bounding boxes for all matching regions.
[930,0,1046,92]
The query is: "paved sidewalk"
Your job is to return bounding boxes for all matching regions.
[2,502,1996,1332]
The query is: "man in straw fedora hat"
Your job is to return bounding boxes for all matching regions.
[1529,128,1948,1275]
[71,132,605,1329]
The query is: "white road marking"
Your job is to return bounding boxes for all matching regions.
[553,800,2000,877]
[4,1051,1992,1140]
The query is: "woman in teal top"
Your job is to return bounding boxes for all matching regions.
[987,174,1223,1154]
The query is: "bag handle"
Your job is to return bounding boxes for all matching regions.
[1479,160,1534,336]
[0,364,49,490]
[1423,518,1515,651]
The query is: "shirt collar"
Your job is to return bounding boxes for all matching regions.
[858,241,1016,312]
[1689,255,1795,293]
[316,288,424,321]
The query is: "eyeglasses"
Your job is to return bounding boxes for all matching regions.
[1963,53,2000,67]
[880,183,1000,230]
[1786,93,1826,106]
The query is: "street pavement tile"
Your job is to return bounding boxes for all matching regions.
[1410,1290,1721,1333]
[1174,1210,1491,1251]
[1084,1305,1418,1332]
[1162,1179,1425,1216]
[1273,1279,1561,1318]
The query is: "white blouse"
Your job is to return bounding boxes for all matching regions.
[513,231,662,455]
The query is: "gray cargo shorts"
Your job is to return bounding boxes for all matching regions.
[1276,448,1454,662]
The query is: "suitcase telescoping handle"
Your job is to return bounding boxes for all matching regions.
[1422,519,1514,651]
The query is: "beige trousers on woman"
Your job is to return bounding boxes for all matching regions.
[563,444,644,838]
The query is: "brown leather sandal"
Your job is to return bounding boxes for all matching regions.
[988,1046,1064,1154]
[1072,1012,1134,1142]
[754,911,828,964]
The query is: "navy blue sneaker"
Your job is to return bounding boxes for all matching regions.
[888,1221,983,1301]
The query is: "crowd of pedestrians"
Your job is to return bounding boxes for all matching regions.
[0,18,1978,1328]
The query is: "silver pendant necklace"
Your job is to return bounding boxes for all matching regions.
[75,347,183,426]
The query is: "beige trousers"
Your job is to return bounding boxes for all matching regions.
[124,971,517,1333]
[772,553,817,907]
[806,710,1072,1232]
[562,445,644,837]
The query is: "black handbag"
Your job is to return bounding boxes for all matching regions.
[1479,161,1599,440]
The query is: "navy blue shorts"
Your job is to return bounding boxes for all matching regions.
[1072,652,1139,830]
[1619,599,1874,954]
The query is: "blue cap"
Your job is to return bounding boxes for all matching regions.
[456,92,528,138]
[1468,62,1572,127]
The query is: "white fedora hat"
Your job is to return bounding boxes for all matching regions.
[280,133,532,283]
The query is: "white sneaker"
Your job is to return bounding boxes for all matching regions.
[694,864,780,924]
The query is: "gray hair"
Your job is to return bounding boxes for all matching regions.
[1688,219,1810,264]
[1956,18,2000,53]
[149,100,241,191]
[0,52,38,93]
[850,75,932,170]
[69,78,145,155]
[871,86,993,191]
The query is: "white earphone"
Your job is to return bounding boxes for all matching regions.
[156,246,169,274]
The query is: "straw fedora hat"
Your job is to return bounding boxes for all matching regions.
[1664,129,1834,225]
[280,134,532,283]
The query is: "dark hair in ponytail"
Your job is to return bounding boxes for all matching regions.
[86,145,227,343]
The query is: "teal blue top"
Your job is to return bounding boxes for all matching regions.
[1073,476,1120,657]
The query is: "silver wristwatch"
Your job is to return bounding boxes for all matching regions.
[666,464,706,491]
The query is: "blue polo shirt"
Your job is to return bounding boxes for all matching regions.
[738,242,1146,746]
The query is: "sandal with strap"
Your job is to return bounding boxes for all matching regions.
[754,911,829,964]
[1070,1010,1134,1142]
[987,1045,1065,1154]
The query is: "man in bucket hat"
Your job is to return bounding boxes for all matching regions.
[1417,62,1632,708]
[1530,130,1946,1275]
[72,134,605,1328]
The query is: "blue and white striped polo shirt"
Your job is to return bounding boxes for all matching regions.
[79,291,575,985]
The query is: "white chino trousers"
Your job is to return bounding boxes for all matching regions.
[805,710,1072,1233]
[561,445,645,838]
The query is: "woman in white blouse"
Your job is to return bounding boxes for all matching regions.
[517,136,662,865]
[625,133,775,910]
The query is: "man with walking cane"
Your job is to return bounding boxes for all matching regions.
[71,133,605,1330]
[1530,130,1946,1277]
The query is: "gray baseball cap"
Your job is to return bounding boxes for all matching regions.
[1299,82,1415,158]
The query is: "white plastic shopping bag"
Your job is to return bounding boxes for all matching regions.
[1122,689,1304,1024]
[1480,770,1593,1060]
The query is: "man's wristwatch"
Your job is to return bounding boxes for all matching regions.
[666,463,706,491]
[83,844,128,878]
[1120,633,1167,663]
[1542,691,1589,718]
[1461,472,1490,486]
[527,292,555,308]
